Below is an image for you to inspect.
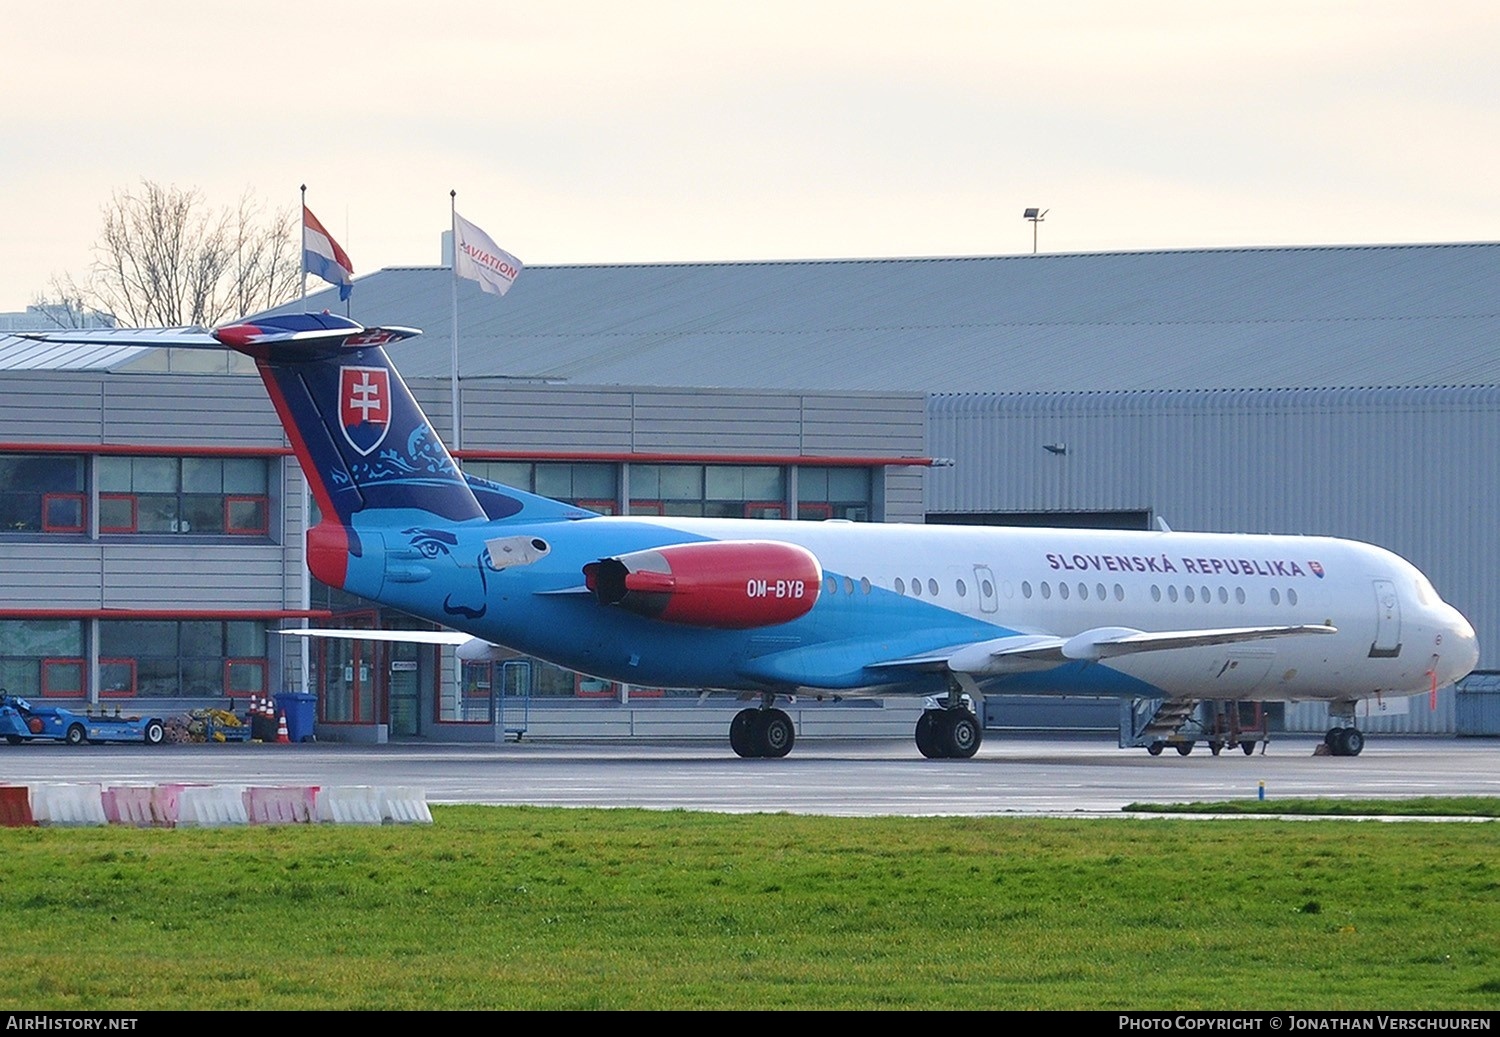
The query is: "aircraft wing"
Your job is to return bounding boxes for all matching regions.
[869,624,1336,676]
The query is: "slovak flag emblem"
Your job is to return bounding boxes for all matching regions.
[339,366,391,456]
[1309,561,1325,578]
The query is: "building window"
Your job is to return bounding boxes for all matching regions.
[96,456,270,535]
[630,464,788,518]
[466,461,618,513]
[797,466,872,521]
[0,620,85,698]
[0,454,86,533]
[98,619,268,697]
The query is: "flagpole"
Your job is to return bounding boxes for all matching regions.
[297,184,310,698]
[344,204,352,320]
[299,184,307,308]
[450,189,461,454]
[449,191,465,730]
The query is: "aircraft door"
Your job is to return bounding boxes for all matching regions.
[1369,578,1402,658]
[973,565,999,614]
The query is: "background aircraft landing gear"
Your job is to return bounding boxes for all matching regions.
[915,707,982,759]
[730,706,795,759]
[1324,727,1365,757]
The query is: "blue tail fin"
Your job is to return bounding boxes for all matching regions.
[216,314,486,589]
[235,322,486,529]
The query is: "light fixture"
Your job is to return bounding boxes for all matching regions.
[1024,208,1049,253]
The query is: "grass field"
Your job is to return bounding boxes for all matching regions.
[2,804,1497,1011]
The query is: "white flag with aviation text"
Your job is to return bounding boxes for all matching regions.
[453,212,522,296]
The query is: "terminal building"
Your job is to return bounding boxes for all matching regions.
[2,241,1498,740]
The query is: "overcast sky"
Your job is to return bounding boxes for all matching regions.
[4,1,1498,314]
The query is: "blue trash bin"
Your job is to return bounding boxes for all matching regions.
[274,692,317,743]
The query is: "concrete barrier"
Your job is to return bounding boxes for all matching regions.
[31,783,107,826]
[177,784,249,826]
[316,785,384,824]
[0,786,34,827]
[246,786,318,824]
[102,785,157,826]
[380,788,433,824]
[14,782,432,827]
[150,783,208,827]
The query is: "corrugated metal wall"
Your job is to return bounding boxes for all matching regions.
[927,387,1500,672]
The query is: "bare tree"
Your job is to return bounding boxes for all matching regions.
[47,181,302,327]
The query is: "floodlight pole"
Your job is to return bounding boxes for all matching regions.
[1024,207,1049,253]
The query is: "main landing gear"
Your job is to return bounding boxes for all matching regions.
[915,677,983,759]
[1323,727,1366,757]
[915,707,983,759]
[730,704,795,758]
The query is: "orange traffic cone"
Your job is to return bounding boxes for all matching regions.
[276,712,291,744]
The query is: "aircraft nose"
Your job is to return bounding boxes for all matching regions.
[1440,606,1479,684]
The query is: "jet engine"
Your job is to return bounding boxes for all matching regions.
[583,540,822,629]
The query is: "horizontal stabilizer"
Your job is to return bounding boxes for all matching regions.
[279,628,473,645]
[21,313,420,352]
[277,627,507,663]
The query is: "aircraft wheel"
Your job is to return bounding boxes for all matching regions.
[143,720,165,746]
[759,709,795,759]
[5,735,22,746]
[946,710,982,759]
[65,724,87,746]
[1209,741,1223,756]
[729,709,762,758]
[1242,741,1256,756]
[1175,742,1193,756]
[915,710,943,759]
[1342,729,1364,756]
[1146,742,1163,756]
[1324,728,1340,748]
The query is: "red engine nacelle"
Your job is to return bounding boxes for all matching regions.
[583,540,822,629]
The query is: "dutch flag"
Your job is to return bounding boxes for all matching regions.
[303,205,354,301]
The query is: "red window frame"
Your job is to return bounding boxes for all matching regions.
[574,674,617,699]
[572,498,617,515]
[41,492,86,533]
[743,500,786,519]
[100,658,137,698]
[224,658,268,696]
[796,501,834,521]
[462,661,493,699]
[99,493,138,533]
[40,657,86,698]
[626,500,665,515]
[224,495,270,535]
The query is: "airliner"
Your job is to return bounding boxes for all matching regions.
[26,314,1480,759]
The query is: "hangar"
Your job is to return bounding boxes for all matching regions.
[2,241,1497,740]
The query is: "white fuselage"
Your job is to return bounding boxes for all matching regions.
[606,517,1478,703]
